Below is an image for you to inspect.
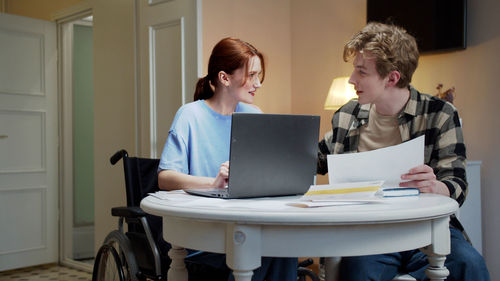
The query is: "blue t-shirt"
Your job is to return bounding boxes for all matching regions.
[159,100,261,177]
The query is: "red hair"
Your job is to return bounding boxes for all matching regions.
[194,37,265,101]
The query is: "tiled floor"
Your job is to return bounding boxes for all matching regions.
[0,264,91,281]
[0,260,320,281]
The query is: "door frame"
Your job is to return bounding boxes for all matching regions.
[54,3,93,272]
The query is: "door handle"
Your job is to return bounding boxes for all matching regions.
[0,135,8,139]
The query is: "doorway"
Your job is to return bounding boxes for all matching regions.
[0,12,58,272]
[58,12,95,271]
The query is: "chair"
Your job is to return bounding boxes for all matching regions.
[92,149,320,281]
[92,149,230,281]
[92,149,167,281]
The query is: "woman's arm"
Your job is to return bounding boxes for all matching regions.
[158,170,214,190]
[158,161,229,190]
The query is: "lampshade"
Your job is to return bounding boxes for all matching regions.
[323,77,357,110]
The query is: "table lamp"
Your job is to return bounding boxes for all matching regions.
[323,77,357,111]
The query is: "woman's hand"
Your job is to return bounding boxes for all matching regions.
[213,161,229,188]
[400,164,450,196]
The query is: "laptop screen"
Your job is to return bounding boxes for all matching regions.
[226,113,320,198]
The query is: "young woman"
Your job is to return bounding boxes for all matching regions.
[158,37,297,281]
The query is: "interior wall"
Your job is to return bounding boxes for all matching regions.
[290,0,500,279]
[290,0,366,185]
[412,1,500,278]
[202,0,292,114]
[88,0,136,251]
[1,0,83,20]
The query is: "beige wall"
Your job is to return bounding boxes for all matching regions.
[290,0,500,278]
[202,0,292,114]
[413,1,500,277]
[1,0,83,20]
[290,0,366,185]
[88,0,136,250]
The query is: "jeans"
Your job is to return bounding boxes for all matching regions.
[186,250,298,281]
[339,227,490,281]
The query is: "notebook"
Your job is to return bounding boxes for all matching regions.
[185,113,320,199]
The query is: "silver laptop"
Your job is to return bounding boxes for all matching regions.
[186,113,320,199]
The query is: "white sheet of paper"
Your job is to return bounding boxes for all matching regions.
[148,191,295,211]
[327,135,424,187]
[287,200,378,208]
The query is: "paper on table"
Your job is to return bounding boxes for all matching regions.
[291,181,385,208]
[287,201,376,208]
[148,190,184,200]
[302,180,384,201]
[148,190,294,211]
[327,135,424,187]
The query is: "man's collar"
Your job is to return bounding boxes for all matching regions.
[356,85,419,122]
[400,85,419,117]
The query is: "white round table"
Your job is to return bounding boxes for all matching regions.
[141,192,458,281]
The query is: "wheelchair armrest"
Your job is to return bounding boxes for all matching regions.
[111,206,147,218]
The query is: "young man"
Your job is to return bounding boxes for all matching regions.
[317,22,490,281]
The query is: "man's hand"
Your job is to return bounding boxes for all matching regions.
[400,164,450,196]
[213,161,229,188]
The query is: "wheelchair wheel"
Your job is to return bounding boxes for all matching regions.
[99,230,140,281]
[92,244,125,281]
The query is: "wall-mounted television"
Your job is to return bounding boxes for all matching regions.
[366,0,467,53]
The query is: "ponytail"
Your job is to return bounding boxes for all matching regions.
[193,76,214,101]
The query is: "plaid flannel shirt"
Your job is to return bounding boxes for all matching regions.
[318,86,468,207]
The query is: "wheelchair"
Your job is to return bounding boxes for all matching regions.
[92,149,319,281]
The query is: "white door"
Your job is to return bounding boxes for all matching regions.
[0,13,58,270]
[136,0,201,157]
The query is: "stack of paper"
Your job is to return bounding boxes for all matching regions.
[293,136,424,208]
[302,180,384,201]
[290,181,383,208]
[327,136,425,188]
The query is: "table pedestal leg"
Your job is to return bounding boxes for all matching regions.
[225,224,261,281]
[232,270,254,281]
[168,245,188,281]
[421,217,451,281]
[425,255,449,281]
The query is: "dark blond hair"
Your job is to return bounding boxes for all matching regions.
[194,37,265,101]
[344,22,419,88]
